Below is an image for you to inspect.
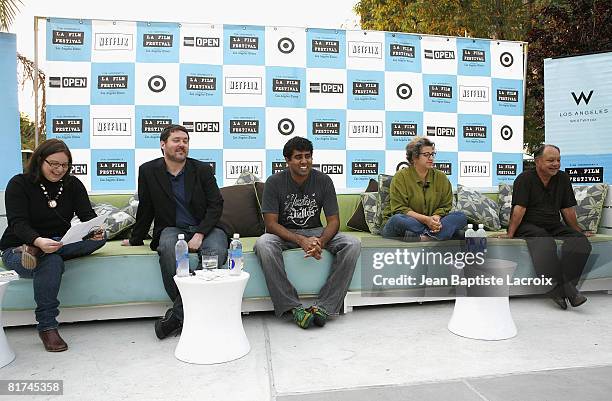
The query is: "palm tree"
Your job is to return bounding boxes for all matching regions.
[1,0,46,148]
[0,0,22,31]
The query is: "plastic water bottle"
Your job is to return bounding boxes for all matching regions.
[465,224,476,254]
[175,234,189,277]
[476,224,487,255]
[228,233,243,276]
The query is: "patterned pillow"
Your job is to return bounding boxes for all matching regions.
[125,193,154,238]
[72,203,136,240]
[498,183,513,228]
[235,171,261,184]
[124,193,139,219]
[361,192,380,235]
[574,184,608,232]
[375,174,393,232]
[455,185,501,230]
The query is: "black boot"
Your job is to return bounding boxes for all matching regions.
[154,308,182,339]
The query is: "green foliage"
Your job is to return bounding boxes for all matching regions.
[525,0,612,154]
[20,112,39,151]
[355,0,612,155]
[0,0,22,31]
[354,0,530,40]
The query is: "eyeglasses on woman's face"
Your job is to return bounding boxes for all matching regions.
[418,152,437,159]
[44,159,70,170]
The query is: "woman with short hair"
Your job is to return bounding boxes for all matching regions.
[381,137,466,241]
[1,139,106,352]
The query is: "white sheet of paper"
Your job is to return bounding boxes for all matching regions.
[60,215,107,245]
[0,270,19,281]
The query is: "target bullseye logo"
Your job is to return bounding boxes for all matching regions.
[500,52,514,67]
[396,83,412,100]
[500,125,513,140]
[148,75,166,93]
[278,118,295,135]
[278,37,295,54]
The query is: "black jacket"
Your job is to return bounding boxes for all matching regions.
[1,174,97,250]
[128,157,225,250]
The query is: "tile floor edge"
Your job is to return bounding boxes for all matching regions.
[272,364,612,397]
[263,315,278,401]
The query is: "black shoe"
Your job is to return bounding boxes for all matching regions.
[547,284,567,310]
[567,292,587,307]
[550,295,568,310]
[154,309,182,339]
[564,283,587,307]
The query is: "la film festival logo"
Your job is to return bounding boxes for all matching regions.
[312,120,341,136]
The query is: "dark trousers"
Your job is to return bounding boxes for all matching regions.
[515,222,592,293]
[157,226,228,321]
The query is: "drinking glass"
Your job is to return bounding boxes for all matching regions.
[201,250,219,280]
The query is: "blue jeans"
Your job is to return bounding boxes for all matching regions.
[157,226,229,321]
[382,212,467,241]
[1,238,107,331]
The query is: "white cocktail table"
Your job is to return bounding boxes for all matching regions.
[448,258,518,340]
[174,270,250,364]
[0,281,16,368]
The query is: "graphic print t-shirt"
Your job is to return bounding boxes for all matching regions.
[261,169,339,229]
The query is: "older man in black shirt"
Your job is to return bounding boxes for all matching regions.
[503,144,592,309]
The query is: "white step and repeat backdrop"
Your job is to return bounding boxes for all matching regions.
[545,51,612,185]
[41,18,526,192]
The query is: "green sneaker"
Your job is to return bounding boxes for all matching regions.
[308,306,329,327]
[292,307,313,329]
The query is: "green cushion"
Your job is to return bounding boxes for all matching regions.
[483,192,498,202]
[89,194,131,209]
[321,194,361,232]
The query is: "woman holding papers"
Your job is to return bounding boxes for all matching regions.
[0,139,106,352]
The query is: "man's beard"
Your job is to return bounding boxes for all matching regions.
[166,150,187,162]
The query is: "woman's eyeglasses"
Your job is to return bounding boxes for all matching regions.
[419,152,437,159]
[44,160,70,170]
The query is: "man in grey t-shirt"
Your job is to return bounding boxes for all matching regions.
[255,137,360,329]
